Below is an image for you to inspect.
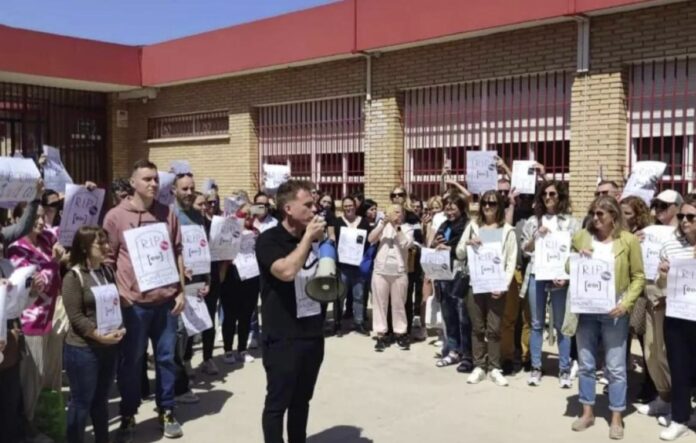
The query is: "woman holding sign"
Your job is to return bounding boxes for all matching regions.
[521,180,580,388]
[569,196,645,439]
[655,195,696,441]
[455,190,517,386]
[62,226,124,443]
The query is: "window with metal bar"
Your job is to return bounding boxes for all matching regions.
[628,59,696,195]
[257,96,365,200]
[403,72,572,199]
[148,110,229,140]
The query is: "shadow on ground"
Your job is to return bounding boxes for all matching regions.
[308,425,373,443]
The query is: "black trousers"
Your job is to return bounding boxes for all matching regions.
[665,317,696,424]
[0,363,24,443]
[182,283,221,362]
[221,273,260,353]
[262,337,324,443]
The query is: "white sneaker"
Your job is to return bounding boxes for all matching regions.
[489,368,509,387]
[200,359,219,375]
[175,391,200,404]
[247,337,259,349]
[467,367,486,384]
[660,422,689,441]
[570,360,579,380]
[638,398,672,417]
[559,372,573,389]
[528,369,542,386]
[659,415,672,428]
[223,351,237,364]
[241,351,255,363]
[598,376,609,385]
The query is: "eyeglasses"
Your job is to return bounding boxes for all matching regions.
[543,191,558,198]
[677,213,696,223]
[390,192,406,199]
[481,200,498,208]
[652,201,671,212]
[589,210,606,218]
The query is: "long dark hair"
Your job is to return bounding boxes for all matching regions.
[534,180,571,220]
[70,226,108,267]
[357,199,377,218]
[477,190,506,227]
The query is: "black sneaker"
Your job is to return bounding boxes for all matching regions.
[116,416,136,443]
[397,335,410,351]
[159,409,183,439]
[354,323,370,336]
[374,337,386,352]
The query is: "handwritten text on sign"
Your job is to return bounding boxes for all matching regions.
[0,157,41,203]
[666,259,696,321]
[467,243,508,294]
[466,151,498,195]
[59,185,106,246]
[124,223,180,293]
[534,231,571,281]
[181,225,211,276]
[569,254,616,314]
[209,216,243,261]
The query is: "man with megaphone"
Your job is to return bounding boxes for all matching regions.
[255,179,329,443]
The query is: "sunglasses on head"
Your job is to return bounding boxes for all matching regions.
[677,213,696,223]
[390,192,406,198]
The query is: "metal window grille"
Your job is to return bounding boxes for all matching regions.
[148,110,229,139]
[0,82,107,187]
[628,58,696,195]
[257,96,364,199]
[403,72,571,199]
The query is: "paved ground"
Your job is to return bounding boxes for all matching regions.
[92,329,669,443]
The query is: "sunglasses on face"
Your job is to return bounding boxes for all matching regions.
[543,191,558,198]
[590,210,606,219]
[175,172,193,178]
[652,201,671,212]
[677,213,696,223]
[390,192,406,199]
[481,200,498,208]
[498,190,510,196]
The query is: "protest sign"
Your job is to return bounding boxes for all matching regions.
[209,216,243,261]
[156,171,176,206]
[665,259,696,321]
[569,254,616,314]
[182,283,213,335]
[466,151,498,195]
[420,247,454,281]
[511,160,537,195]
[181,225,211,276]
[467,243,508,294]
[92,284,122,335]
[0,157,41,203]
[641,225,675,281]
[534,231,571,281]
[338,228,367,267]
[123,223,179,292]
[263,164,290,193]
[622,161,666,205]
[42,145,73,193]
[58,184,106,246]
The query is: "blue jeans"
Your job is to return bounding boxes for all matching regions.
[340,266,365,325]
[528,275,571,373]
[64,344,118,443]
[118,300,178,416]
[576,314,629,411]
[436,275,472,362]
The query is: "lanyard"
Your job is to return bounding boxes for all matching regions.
[89,268,108,287]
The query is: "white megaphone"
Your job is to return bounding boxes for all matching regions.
[305,239,346,303]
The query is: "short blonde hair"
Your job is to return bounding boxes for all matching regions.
[427,196,443,211]
[386,203,404,220]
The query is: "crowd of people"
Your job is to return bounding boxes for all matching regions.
[0,155,695,443]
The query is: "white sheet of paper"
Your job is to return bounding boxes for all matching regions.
[0,283,8,343]
[58,185,106,246]
[622,161,666,205]
[182,283,213,335]
[169,160,191,175]
[534,231,571,281]
[235,253,260,281]
[0,157,41,202]
[181,225,211,276]
[665,259,696,322]
[123,223,180,292]
[511,160,537,195]
[569,253,616,314]
[294,244,322,318]
[42,145,73,193]
[209,216,243,261]
[337,228,367,267]
[92,284,122,335]
[467,243,508,294]
[420,247,454,281]
[263,164,290,193]
[6,265,37,319]
[641,225,675,281]
[224,196,246,216]
[156,171,176,206]
[431,212,447,233]
[466,151,498,195]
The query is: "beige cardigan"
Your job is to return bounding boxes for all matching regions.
[455,221,518,290]
[372,222,414,275]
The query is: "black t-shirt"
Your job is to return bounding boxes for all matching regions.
[256,224,324,339]
[333,216,372,268]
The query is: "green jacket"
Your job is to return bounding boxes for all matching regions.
[571,229,646,311]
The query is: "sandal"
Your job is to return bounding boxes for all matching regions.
[436,352,461,368]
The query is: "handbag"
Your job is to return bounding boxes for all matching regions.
[629,294,648,336]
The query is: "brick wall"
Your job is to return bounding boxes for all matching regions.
[108,1,696,213]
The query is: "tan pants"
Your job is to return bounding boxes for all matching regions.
[372,273,408,335]
[20,329,65,422]
[500,279,531,364]
[645,303,671,400]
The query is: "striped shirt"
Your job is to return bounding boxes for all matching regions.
[659,235,696,261]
